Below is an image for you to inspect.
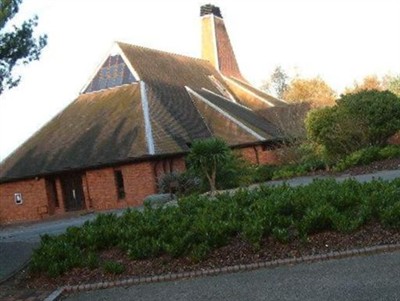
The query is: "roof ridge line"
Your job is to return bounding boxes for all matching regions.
[185,86,265,141]
[140,81,155,155]
[224,76,277,107]
[229,76,288,104]
[200,88,252,111]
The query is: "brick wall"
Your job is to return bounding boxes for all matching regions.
[238,145,279,165]
[85,158,185,211]
[1,151,273,225]
[0,179,49,224]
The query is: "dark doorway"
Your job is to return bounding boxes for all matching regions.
[60,173,86,211]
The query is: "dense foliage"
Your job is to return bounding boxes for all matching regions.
[30,178,400,277]
[0,0,47,94]
[283,77,336,107]
[186,138,248,193]
[306,90,400,157]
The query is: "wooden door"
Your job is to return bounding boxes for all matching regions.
[61,173,85,211]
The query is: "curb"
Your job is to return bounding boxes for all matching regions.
[46,243,400,300]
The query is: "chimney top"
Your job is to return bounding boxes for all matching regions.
[200,4,223,18]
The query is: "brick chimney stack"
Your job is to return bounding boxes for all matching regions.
[200,4,244,80]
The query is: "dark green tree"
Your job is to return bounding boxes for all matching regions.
[306,90,400,158]
[338,90,400,145]
[0,0,47,94]
[186,138,237,195]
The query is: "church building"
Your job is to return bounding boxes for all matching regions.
[0,5,287,224]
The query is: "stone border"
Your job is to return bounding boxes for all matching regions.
[46,244,400,301]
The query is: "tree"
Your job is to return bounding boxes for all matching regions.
[186,138,235,195]
[345,75,383,94]
[0,0,47,94]
[261,65,289,99]
[283,77,336,108]
[306,90,400,158]
[385,75,400,97]
[338,90,400,145]
[306,106,368,158]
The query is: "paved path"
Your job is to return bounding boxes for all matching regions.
[267,169,400,187]
[63,250,400,301]
[0,209,127,283]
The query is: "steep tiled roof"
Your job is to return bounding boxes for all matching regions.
[0,43,285,183]
[227,77,285,107]
[0,85,147,182]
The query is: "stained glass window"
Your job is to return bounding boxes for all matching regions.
[84,55,137,93]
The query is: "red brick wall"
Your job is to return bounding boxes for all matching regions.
[238,146,279,165]
[0,157,187,224]
[153,157,186,183]
[85,161,161,211]
[85,168,120,211]
[0,179,49,224]
[120,161,157,207]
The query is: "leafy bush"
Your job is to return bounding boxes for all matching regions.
[30,234,84,277]
[339,90,400,145]
[186,138,250,193]
[335,145,400,171]
[251,165,278,182]
[103,261,125,274]
[306,90,400,157]
[378,145,400,159]
[157,171,201,196]
[30,178,400,276]
[334,147,381,171]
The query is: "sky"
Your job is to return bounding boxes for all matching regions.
[1,0,400,160]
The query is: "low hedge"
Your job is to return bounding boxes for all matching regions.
[30,178,400,277]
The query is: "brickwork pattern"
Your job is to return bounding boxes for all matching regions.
[0,179,48,224]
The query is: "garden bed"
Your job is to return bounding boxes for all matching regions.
[9,222,400,292]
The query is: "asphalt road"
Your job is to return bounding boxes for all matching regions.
[64,251,400,301]
[0,208,127,243]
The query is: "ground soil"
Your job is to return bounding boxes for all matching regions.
[6,222,400,294]
[1,157,400,297]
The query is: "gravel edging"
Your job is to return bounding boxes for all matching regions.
[46,243,400,301]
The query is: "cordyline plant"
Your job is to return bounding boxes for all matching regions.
[186,138,233,195]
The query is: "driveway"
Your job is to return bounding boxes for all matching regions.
[63,250,400,301]
[0,209,127,282]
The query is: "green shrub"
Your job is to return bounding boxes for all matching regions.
[157,171,201,196]
[378,145,400,159]
[85,252,100,270]
[299,204,336,236]
[30,178,400,276]
[30,235,83,277]
[334,147,381,171]
[335,145,400,172]
[102,261,125,274]
[306,90,400,157]
[251,165,277,182]
[380,201,400,229]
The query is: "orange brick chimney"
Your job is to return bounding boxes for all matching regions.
[200,4,244,81]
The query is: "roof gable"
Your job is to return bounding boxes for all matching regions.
[0,42,286,183]
[84,54,137,93]
[0,84,146,182]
